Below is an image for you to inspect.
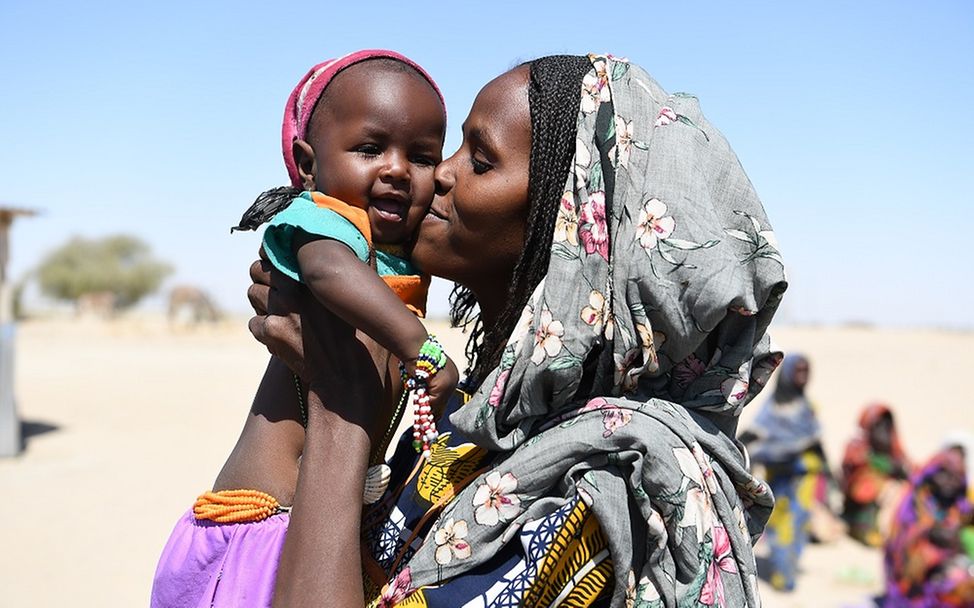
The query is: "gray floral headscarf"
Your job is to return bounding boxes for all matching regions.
[405,54,787,607]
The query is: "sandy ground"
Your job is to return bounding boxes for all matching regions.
[1,317,971,607]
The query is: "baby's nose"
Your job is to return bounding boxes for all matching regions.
[381,151,410,182]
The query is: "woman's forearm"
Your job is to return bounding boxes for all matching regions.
[272,388,371,607]
[249,257,396,606]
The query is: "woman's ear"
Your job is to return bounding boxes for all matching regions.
[293,139,317,191]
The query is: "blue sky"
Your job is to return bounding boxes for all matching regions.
[1,1,972,327]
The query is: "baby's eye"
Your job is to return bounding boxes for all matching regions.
[411,154,439,167]
[354,144,381,157]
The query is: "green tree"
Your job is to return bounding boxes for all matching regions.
[36,235,173,309]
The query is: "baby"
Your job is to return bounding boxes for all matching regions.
[240,51,457,463]
[151,50,456,608]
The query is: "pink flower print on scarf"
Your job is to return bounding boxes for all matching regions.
[581,397,634,438]
[673,354,707,390]
[488,370,510,407]
[699,525,738,606]
[378,567,414,607]
[655,106,678,127]
[579,191,609,260]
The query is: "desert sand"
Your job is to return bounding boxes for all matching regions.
[1,317,971,607]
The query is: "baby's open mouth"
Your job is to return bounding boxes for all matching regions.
[371,198,406,222]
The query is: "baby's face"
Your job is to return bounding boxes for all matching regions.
[307,64,444,245]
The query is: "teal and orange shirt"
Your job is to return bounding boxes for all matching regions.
[262,191,429,317]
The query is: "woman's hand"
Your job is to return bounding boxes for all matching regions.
[246,253,274,316]
[247,253,314,380]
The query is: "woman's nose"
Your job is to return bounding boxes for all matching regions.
[434,154,455,195]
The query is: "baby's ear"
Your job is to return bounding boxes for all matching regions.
[292,139,317,191]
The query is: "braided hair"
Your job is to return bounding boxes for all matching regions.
[451,55,592,387]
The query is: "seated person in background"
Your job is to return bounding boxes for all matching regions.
[841,403,911,547]
[884,447,974,607]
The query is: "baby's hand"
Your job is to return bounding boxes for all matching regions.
[426,355,459,419]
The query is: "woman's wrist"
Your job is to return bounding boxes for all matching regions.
[304,391,371,473]
[304,380,374,441]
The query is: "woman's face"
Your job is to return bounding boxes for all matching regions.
[412,66,532,291]
[869,414,894,453]
[791,358,810,389]
[930,448,966,503]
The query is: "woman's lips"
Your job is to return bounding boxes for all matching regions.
[425,204,448,222]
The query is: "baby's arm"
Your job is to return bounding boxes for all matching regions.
[293,233,459,427]
[293,232,429,365]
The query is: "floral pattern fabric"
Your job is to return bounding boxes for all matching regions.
[374,54,787,607]
[362,396,614,608]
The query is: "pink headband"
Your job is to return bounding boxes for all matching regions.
[281,49,446,188]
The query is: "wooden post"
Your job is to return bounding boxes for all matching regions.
[0,207,36,457]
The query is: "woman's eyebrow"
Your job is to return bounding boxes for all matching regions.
[463,124,498,157]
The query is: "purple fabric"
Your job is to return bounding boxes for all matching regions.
[150,509,289,608]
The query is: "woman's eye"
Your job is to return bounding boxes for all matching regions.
[470,156,491,175]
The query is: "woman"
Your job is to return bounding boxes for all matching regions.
[883,448,974,606]
[738,354,838,591]
[249,54,788,607]
[841,403,911,547]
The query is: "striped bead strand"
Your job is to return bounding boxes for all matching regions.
[410,386,438,459]
[404,336,447,459]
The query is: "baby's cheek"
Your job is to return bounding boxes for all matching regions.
[407,205,428,232]
[416,175,437,206]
